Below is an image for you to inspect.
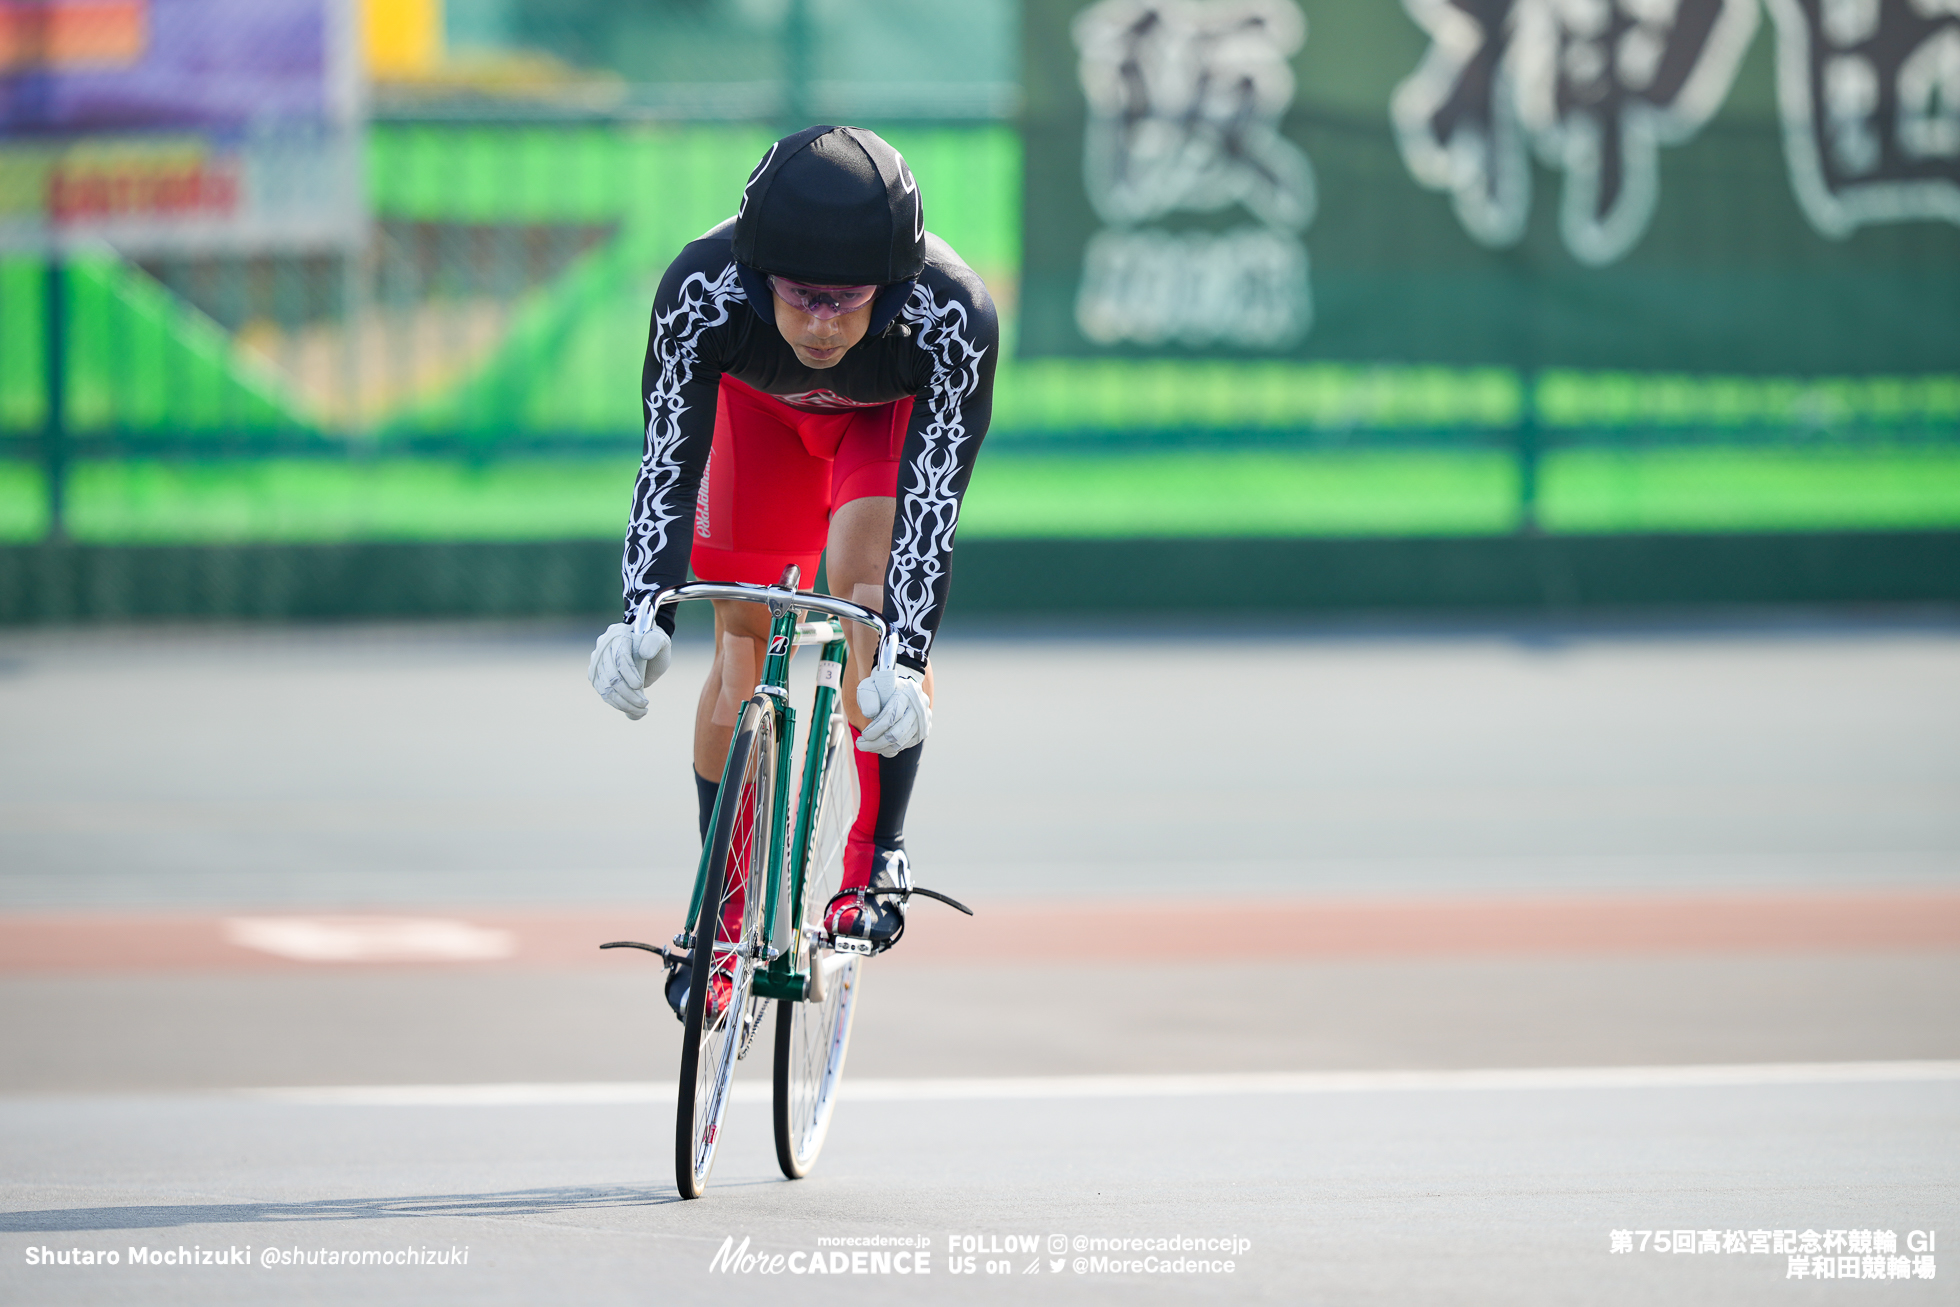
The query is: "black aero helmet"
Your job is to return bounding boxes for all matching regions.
[733,125,924,286]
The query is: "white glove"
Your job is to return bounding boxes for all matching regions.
[856,664,930,756]
[588,621,672,720]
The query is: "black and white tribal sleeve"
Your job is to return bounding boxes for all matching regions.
[620,260,747,630]
[884,275,999,671]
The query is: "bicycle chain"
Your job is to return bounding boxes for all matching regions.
[737,994,767,1060]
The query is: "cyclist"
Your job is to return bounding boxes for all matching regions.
[585,125,998,1021]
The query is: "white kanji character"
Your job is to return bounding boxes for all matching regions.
[1874,1229,1898,1254]
[1749,1230,1773,1255]
[1914,1254,1937,1279]
[1697,1230,1720,1253]
[1610,1230,1633,1254]
[1075,0,1315,230]
[1394,0,1761,264]
[1071,0,1317,349]
[1763,0,1960,236]
[1674,1228,1696,1254]
[1800,1229,1824,1254]
[1848,1229,1873,1254]
[1889,1255,1912,1278]
[1788,1255,1811,1278]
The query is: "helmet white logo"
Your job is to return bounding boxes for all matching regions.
[895,154,922,242]
[739,142,778,219]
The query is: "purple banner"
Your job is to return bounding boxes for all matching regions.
[0,0,348,133]
[0,0,361,253]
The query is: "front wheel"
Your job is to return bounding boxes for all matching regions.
[773,711,862,1179]
[676,696,773,1199]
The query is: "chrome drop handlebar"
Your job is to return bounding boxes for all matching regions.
[633,581,897,675]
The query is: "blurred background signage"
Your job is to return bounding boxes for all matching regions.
[1071,0,1316,350]
[0,0,364,255]
[0,0,1953,589]
[1021,0,1960,372]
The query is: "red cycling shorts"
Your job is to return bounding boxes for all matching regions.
[689,375,914,586]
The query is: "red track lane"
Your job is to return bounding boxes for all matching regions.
[2,890,1958,973]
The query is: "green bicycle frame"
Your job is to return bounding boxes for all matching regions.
[682,602,849,1004]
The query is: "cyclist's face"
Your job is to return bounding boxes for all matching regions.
[773,288,873,369]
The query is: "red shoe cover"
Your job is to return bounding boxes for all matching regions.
[842,724,881,893]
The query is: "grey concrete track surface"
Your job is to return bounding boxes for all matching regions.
[5,954,1960,1092]
[0,614,1956,906]
[4,1082,1955,1305]
[3,614,1958,1304]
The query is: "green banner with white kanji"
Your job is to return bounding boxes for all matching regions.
[1019,0,1960,373]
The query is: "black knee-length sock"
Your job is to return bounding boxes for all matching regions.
[694,769,719,844]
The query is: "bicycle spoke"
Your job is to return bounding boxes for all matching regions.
[678,698,773,1198]
[775,712,862,1178]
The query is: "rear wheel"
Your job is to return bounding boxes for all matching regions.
[773,710,863,1179]
[676,696,774,1199]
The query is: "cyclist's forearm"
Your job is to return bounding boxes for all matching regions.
[624,264,735,624]
[884,290,997,668]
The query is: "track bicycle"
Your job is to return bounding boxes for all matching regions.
[601,567,970,1199]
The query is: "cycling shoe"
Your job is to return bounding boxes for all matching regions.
[823,847,910,953]
[665,957,734,1026]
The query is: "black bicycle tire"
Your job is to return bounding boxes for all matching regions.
[675,698,768,1199]
[772,713,862,1179]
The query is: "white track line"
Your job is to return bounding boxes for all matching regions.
[240,1060,1960,1106]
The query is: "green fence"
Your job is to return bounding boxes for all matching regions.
[3,120,1957,552]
